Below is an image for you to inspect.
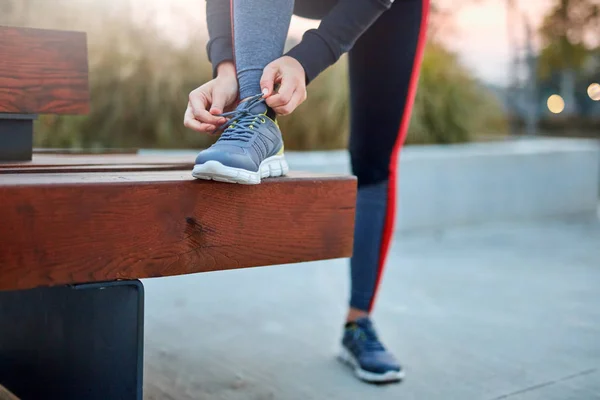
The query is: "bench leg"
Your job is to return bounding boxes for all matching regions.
[0,280,144,400]
[0,115,36,162]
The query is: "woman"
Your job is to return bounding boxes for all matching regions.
[184,0,429,383]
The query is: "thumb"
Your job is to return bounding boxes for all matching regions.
[260,63,278,97]
[210,91,226,115]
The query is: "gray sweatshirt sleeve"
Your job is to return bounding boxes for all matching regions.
[205,0,392,82]
[206,0,234,78]
[286,0,392,83]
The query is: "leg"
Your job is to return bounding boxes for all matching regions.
[348,0,429,319]
[193,0,293,184]
[233,0,294,100]
[339,0,430,383]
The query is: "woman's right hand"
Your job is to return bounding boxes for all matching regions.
[184,61,239,133]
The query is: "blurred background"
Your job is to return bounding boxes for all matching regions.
[1,0,598,151]
[2,2,599,399]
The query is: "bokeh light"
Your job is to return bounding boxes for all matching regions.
[547,94,565,114]
[587,83,600,101]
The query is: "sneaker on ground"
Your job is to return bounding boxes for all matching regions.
[339,317,405,383]
[192,93,288,184]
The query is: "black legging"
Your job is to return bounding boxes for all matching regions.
[209,0,429,311]
[294,0,429,311]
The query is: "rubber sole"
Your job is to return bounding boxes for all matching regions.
[191,154,289,184]
[338,346,405,383]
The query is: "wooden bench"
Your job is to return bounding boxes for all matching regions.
[0,384,19,400]
[0,26,356,400]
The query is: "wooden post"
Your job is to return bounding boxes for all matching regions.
[0,26,89,162]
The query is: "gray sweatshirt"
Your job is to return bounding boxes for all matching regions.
[205,0,394,83]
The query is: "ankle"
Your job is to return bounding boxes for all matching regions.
[346,308,369,324]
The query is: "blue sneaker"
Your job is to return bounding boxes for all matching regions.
[192,94,288,184]
[339,317,404,383]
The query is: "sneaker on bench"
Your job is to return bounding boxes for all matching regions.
[338,317,405,383]
[192,94,288,184]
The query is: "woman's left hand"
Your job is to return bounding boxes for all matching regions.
[260,56,307,116]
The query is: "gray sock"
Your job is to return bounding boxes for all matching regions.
[232,0,294,100]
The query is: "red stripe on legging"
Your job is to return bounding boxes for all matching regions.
[368,0,430,313]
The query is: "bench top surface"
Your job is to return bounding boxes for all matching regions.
[0,169,350,185]
[0,153,356,292]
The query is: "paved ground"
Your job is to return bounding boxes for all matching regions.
[142,216,600,400]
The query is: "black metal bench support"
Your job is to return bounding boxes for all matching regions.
[0,114,36,162]
[0,280,144,400]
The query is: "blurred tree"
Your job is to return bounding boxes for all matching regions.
[3,0,506,149]
[538,0,599,77]
[538,0,600,114]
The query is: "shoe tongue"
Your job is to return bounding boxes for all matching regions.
[346,317,372,330]
[355,317,372,327]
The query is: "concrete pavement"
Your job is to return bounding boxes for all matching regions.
[142,216,600,400]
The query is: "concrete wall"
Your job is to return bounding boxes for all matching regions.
[285,138,600,232]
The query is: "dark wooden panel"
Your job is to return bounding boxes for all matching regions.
[0,172,356,291]
[0,26,89,115]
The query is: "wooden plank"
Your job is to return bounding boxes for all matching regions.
[0,170,341,185]
[0,384,19,400]
[0,164,192,174]
[0,172,356,291]
[0,26,89,115]
[34,148,138,155]
[0,153,192,170]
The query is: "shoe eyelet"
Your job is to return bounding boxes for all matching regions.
[260,118,266,124]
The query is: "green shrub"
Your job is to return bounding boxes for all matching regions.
[408,43,508,144]
[4,3,506,150]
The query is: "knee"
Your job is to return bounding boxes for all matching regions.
[351,158,392,188]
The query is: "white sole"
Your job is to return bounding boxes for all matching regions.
[191,154,289,185]
[338,347,405,383]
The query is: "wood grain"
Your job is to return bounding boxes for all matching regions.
[0,26,89,115]
[0,170,348,185]
[0,164,192,174]
[0,172,356,291]
[0,153,193,171]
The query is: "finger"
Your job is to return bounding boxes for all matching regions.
[287,89,306,114]
[194,107,224,126]
[273,88,304,116]
[266,77,296,108]
[260,64,278,97]
[184,107,216,133]
[188,91,209,116]
[189,92,223,125]
[185,117,216,133]
[209,91,227,117]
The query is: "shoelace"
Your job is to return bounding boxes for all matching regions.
[213,93,268,142]
[353,323,385,352]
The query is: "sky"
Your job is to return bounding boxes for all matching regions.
[129,0,553,85]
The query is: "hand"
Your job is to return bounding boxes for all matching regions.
[184,62,239,133]
[260,56,307,116]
